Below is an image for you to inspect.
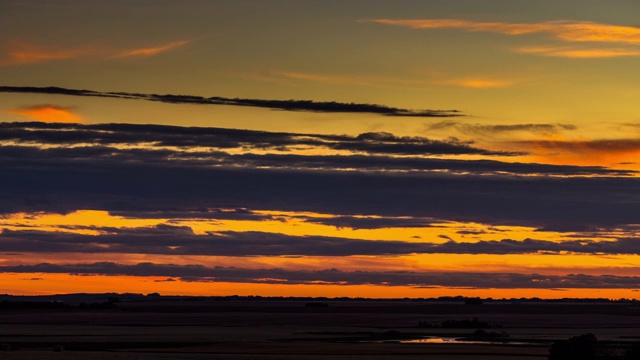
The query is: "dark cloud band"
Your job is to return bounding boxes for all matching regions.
[2,226,640,256]
[2,262,638,289]
[0,86,462,117]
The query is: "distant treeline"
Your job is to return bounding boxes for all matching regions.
[0,300,71,310]
[0,293,637,304]
[0,299,117,310]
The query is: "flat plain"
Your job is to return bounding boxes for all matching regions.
[1,299,639,359]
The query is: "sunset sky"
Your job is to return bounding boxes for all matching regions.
[2,0,640,299]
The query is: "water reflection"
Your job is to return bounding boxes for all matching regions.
[401,336,528,345]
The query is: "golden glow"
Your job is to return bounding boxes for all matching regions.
[397,253,640,274]
[439,77,516,88]
[9,105,84,123]
[512,139,640,170]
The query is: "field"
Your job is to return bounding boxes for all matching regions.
[1,299,640,359]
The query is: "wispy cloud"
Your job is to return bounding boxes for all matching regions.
[276,71,375,86]
[515,46,640,58]
[427,121,576,136]
[276,71,516,89]
[8,105,83,123]
[113,40,191,58]
[363,19,640,45]
[0,39,192,66]
[0,42,93,66]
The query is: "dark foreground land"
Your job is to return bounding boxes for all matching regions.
[1,296,640,359]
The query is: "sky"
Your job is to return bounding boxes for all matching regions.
[1,0,640,299]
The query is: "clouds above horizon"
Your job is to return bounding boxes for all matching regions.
[2,1,640,297]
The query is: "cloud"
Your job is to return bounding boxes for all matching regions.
[8,105,84,123]
[0,85,462,117]
[0,228,432,256]
[1,39,193,66]
[2,262,639,289]
[515,46,640,58]
[427,121,577,136]
[109,208,275,221]
[363,19,640,45]
[113,40,191,58]
[300,215,440,230]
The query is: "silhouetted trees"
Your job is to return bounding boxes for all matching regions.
[548,334,640,360]
[549,333,599,360]
[464,297,484,305]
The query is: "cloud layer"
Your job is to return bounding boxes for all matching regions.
[0,122,638,232]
